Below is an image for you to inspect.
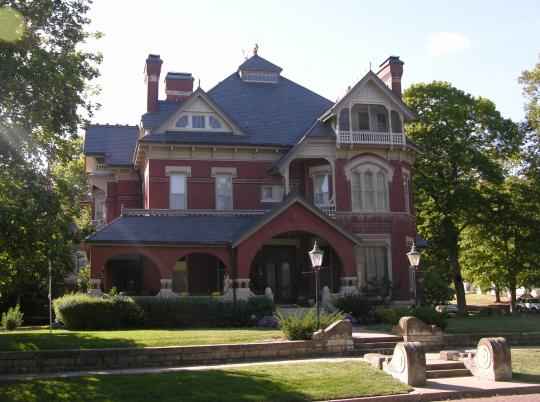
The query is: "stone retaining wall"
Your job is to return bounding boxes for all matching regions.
[0,338,354,375]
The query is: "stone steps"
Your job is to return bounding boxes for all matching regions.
[353,336,403,343]
[354,341,402,350]
[426,360,472,379]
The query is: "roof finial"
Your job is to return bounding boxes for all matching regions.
[197,78,201,89]
[369,61,372,71]
[253,43,259,56]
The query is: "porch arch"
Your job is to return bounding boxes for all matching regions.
[104,253,161,296]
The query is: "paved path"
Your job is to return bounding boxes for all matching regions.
[444,394,540,401]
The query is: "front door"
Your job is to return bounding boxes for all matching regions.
[251,246,296,303]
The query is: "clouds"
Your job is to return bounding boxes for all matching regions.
[428,32,471,57]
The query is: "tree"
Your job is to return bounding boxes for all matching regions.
[519,55,540,132]
[0,1,100,306]
[404,82,522,314]
[461,178,540,312]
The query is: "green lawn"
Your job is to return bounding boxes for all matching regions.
[0,361,410,402]
[512,347,540,383]
[445,314,540,334]
[0,328,284,351]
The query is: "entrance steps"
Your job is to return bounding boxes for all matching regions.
[352,336,403,355]
[426,360,472,379]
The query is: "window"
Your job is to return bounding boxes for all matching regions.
[313,173,330,206]
[170,174,187,209]
[215,174,233,210]
[338,109,350,131]
[403,174,410,213]
[351,167,389,212]
[391,111,402,133]
[358,111,370,130]
[192,115,205,129]
[176,115,188,128]
[261,185,283,203]
[94,199,105,221]
[209,116,222,129]
[363,246,388,284]
[376,113,388,132]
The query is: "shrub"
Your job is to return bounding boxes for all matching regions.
[276,309,345,340]
[333,294,381,323]
[133,296,274,328]
[1,304,24,331]
[54,294,143,330]
[375,306,448,329]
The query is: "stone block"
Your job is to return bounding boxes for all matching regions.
[363,353,390,370]
[439,350,461,361]
[312,320,352,341]
[383,342,426,386]
[464,337,512,381]
[396,316,444,346]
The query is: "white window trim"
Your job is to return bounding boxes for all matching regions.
[211,167,238,177]
[261,185,284,203]
[165,166,192,177]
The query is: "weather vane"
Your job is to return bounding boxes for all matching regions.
[253,43,259,55]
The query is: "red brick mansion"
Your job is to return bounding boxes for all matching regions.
[83,49,418,304]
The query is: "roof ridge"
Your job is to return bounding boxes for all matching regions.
[86,123,138,128]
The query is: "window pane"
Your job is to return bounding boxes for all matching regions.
[216,175,233,210]
[192,115,205,128]
[391,111,402,133]
[170,174,186,194]
[363,171,375,210]
[314,174,329,205]
[358,112,370,130]
[209,116,222,129]
[364,246,388,283]
[352,172,362,210]
[376,113,388,131]
[170,194,186,209]
[376,171,388,210]
[176,115,188,128]
[339,109,350,131]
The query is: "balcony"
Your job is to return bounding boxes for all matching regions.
[337,129,405,146]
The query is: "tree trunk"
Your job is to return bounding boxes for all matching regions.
[509,286,517,314]
[446,225,467,315]
[494,287,501,303]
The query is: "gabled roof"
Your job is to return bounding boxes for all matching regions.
[86,214,259,245]
[139,131,287,147]
[239,54,282,73]
[83,125,139,166]
[141,100,181,129]
[232,195,360,247]
[320,71,415,121]
[153,87,244,135]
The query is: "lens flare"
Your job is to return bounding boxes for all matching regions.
[0,7,25,43]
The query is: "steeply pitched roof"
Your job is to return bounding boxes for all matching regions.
[86,214,260,245]
[206,73,333,146]
[141,100,182,129]
[83,125,139,166]
[238,54,282,73]
[139,131,288,147]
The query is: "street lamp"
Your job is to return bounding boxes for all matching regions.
[406,243,421,306]
[308,240,324,329]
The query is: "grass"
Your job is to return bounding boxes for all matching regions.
[445,314,540,334]
[512,347,540,383]
[0,327,284,352]
[452,293,509,306]
[0,361,410,402]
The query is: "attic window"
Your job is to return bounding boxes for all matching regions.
[176,115,188,128]
[240,70,278,83]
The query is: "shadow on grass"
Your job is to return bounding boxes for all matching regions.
[0,370,309,402]
[513,372,540,384]
[0,333,138,352]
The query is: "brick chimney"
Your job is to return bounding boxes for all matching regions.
[376,56,404,97]
[165,72,194,102]
[145,54,162,113]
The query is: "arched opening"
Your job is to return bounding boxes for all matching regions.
[105,254,161,296]
[172,253,226,295]
[249,231,342,305]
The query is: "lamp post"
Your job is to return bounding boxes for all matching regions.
[308,241,324,330]
[406,243,421,306]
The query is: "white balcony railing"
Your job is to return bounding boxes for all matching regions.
[316,204,336,219]
[337,130,405,146]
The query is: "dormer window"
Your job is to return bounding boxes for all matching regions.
[209,116,222,129]
[176,115,188,128]
[192,115,205,129]
[240,70,278,83]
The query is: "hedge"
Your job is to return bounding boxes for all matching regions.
[375,306,448,330]
[54,294,274,330]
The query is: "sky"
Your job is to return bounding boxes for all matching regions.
[86,0,540,125]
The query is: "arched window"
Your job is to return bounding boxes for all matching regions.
[350,165,389,212]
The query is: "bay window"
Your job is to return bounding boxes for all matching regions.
[351,166,389,211]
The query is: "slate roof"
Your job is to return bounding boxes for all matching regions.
[238,54,283,73]
[86,214,260,245]
[139,131,286,147]
[141,100,182,130]
[206,73,333,146]
[83,125,139,166]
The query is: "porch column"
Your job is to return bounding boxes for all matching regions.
[281,162,291,195]
[328,158,337,207]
